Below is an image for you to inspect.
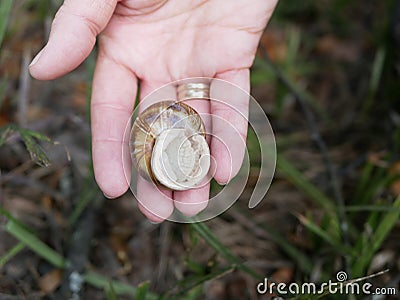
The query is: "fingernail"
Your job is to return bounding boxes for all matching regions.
[149,220,160,225]
[30,49,44,67]
[215,179,227,185]
[103,192,114,199]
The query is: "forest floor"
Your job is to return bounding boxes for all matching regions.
[0,0,399,299]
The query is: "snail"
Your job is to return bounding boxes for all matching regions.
[130,100,210,191]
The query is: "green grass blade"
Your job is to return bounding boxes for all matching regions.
[0,124,13,147]
[19,128,51,142]
[232,207,315,277]
[363,47,386,114]
[6,220,66,269]
[83,272,159,300]
[0,124,52,166]
[179,286,203,300]
[19,128,51,167]
[2,211,159,298]
[297,214,350,256]
[352,195,400,276]
[277,155,336,213]
[0,242,25,268]
[190,222,240,264]
[255,55,327,118]
[0,206,21,224]
[105,282,118,300]
[261,223,315,276]
[84,272,135,296]
[353,161,374,201]
[190,221,261,279]
[68,176,100,225]
[136,281,150,300]
[366,195,400,253]
[185,258,205,274]
[369,47,386,93]
[0,0,12,48]
[355,167,391,207]
[170,266,234,299]
[344,205,400,212]
[285,27,301,68]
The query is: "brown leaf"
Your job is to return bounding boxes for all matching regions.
[271,267,293,283]
[315,35,362,62]
[259,27,287,62]
[38,269,62,294]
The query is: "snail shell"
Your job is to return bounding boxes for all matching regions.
[130,101,210,191]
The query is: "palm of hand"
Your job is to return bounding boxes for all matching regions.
[29,0,277,222]
[102,0,273,83]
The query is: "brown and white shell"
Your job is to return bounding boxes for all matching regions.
[130,101,210,191]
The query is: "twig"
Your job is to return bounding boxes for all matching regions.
[156,222,172,287]
[1,173,66,202]
[259,49,350,268]
[346,268,389,284]
[58,201,96,299]
[0,293,43,300]
[17,47,31,127]
[228,208,270,240]
[57,172,103,299]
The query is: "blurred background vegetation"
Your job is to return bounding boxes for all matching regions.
[0,0,399,299]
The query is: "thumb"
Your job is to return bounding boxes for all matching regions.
[29,0,118,80]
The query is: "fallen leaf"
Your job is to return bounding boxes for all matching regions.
[315,35,362,62]
[38,269,62,294]
[271,267,294,283]
[259,27,287,62]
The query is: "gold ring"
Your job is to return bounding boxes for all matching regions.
[177,81,210,101]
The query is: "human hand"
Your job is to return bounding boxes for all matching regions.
[29,0,278,222]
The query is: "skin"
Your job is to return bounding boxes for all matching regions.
[29,0,278,222]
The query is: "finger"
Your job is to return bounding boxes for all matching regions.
[174,181,210,216]
[135,80,176,221]
[210,69,250,184]
[91,52,137,198]
[29,0,117,80]
[173,93,211,216]
[138,80,177,111]
[137,177,174,223]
